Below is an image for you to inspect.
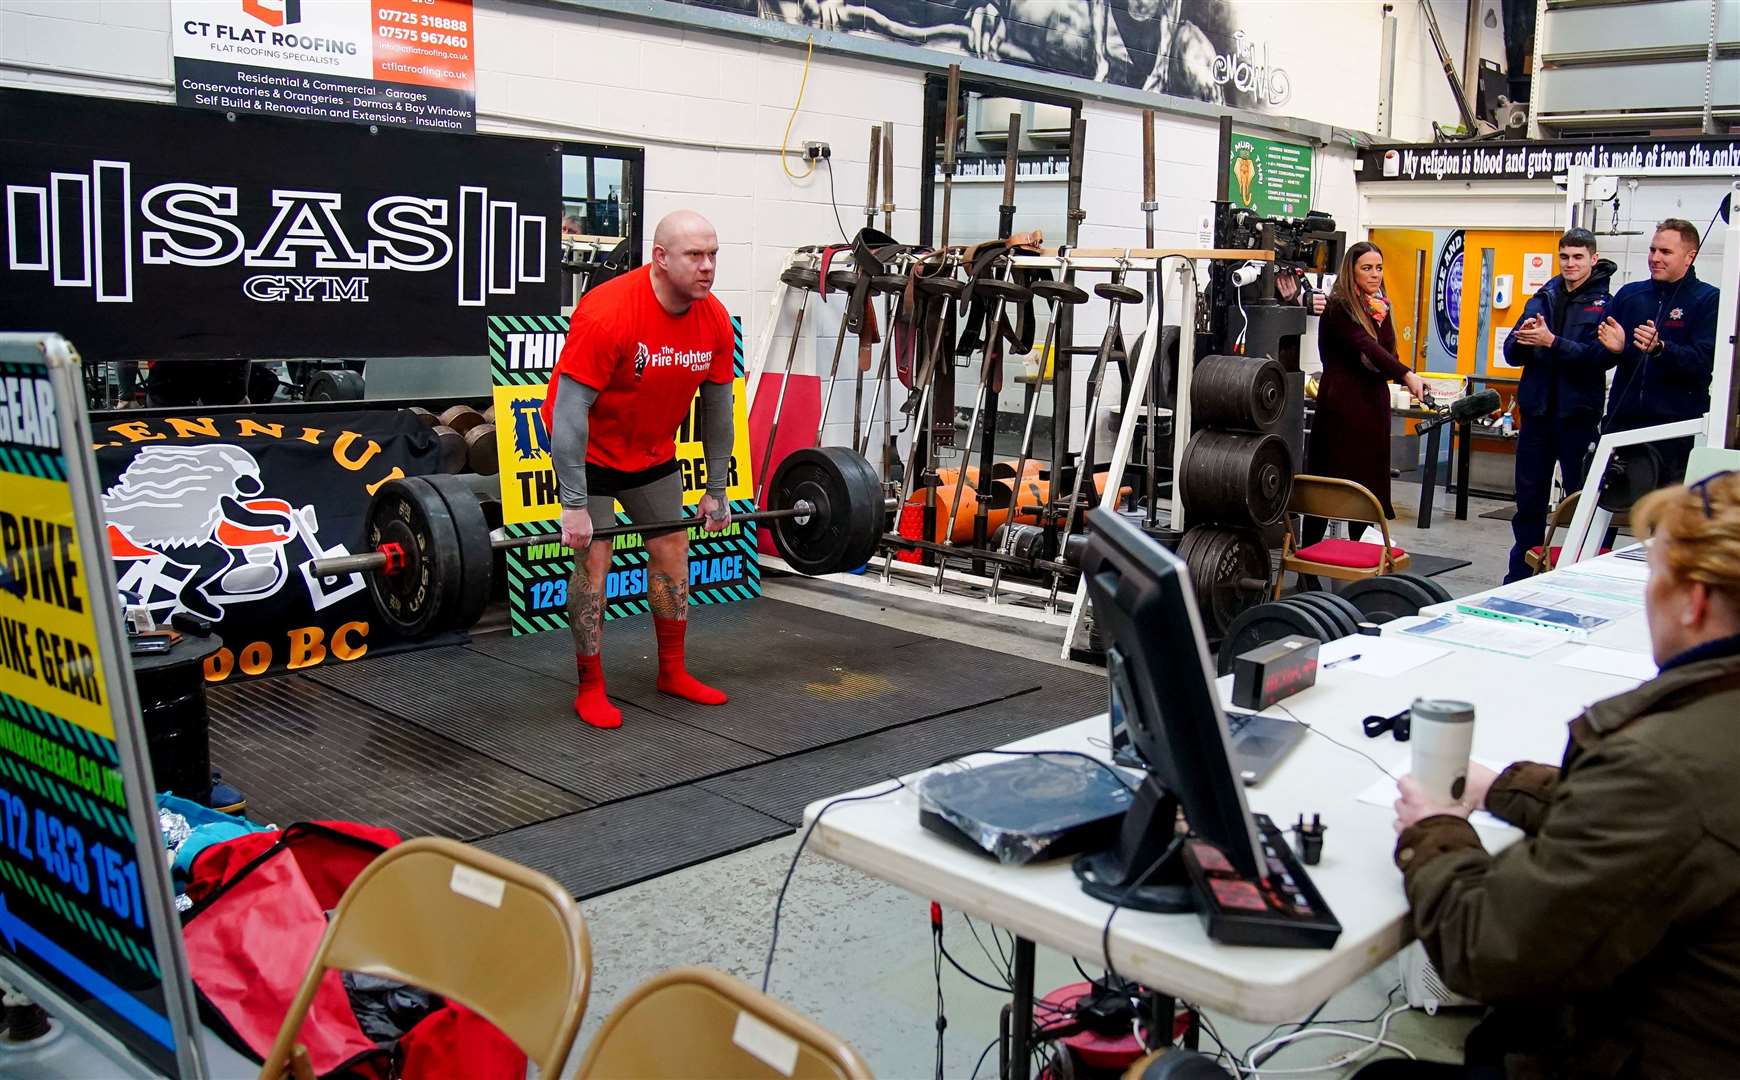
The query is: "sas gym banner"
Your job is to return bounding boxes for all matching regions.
[171,0,477,134]
[91,409,445,683]
[0,338,203,1078]
[487,314,759,634]
[0,89,559,361]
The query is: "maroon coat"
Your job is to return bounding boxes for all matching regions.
[1308,299,1412,517]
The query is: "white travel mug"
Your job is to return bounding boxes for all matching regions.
[1410,698,1476,804]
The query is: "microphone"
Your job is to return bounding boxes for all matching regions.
[1447,388,1501,422]
[1418,388,1500,431]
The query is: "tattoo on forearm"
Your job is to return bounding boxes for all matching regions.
[569,565,603,655]
[649,569,688,622]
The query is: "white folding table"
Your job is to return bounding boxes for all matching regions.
[804,621,1645,1077]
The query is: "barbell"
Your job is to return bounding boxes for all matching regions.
[309,446,892,639]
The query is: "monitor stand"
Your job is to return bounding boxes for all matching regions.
[1072,774,1195,913]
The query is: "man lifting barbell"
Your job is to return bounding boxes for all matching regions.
[541,209,736,729]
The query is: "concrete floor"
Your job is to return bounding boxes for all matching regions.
[564,479,1517,1077]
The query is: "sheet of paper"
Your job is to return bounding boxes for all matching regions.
[1556,644,1657,683]
[1400,613,1562,658]
[1456,585,1635,634]
[1355,763,1511,833]
[1317,634,1451,677]
[1561,545,1651,587]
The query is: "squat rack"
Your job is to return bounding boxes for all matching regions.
[745,246,1273,646]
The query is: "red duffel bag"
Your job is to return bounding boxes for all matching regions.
[181,821,526,1079]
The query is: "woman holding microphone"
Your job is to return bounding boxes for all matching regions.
[1373,471,1740,1076]
[1304,242,1428,546]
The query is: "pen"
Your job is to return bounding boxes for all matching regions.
[1324,654,1360,669]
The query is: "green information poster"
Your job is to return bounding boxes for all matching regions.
[1228,133,1313,219]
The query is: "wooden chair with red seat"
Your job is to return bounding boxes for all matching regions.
[1274,475,1410,599]
[1526,491,1618,574]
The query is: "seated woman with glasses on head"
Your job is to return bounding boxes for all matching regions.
[1363,470,1740,1078]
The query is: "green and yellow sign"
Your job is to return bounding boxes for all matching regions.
[1228,133,1313,219]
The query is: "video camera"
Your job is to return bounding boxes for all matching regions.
[1221,208,1343,274]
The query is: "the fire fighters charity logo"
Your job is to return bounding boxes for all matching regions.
[102,444,363,623]
[633,341,651,380]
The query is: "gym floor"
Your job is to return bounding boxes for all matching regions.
[559,479,1520,1078]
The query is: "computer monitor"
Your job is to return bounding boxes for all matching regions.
[1074,509,1266,911]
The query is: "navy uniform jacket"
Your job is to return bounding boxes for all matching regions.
[1503,259,1615,419]
[1602,266,1721,430]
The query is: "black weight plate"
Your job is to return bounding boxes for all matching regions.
[423,474,495,634]
[1339,575,1436,625]
[1396,572,1452,606]
[1194,527,1270,638]
[968,276,1032,304]
[1192,354,1285,433]
[1304,590,1364,638]
[1029,280,1088,305]
[780,266,820,290]
[365,477,462,638]
[1290,593,1354,640]
[306,369,364,401]
[1216,601,1323,676]
[769,446,882,575]
[1179,431,1293,527]
[1277,597,1337,646]
[1094,282,1144,304]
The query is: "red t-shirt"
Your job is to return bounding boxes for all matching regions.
[541,265,734,472]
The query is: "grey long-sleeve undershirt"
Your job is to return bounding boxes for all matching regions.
[550,374,735,508]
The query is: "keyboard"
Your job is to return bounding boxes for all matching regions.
[1180,813,1342,949]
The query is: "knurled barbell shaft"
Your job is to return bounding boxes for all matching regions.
[312,497,898,579]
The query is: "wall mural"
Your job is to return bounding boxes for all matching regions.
[691,0,1290,109]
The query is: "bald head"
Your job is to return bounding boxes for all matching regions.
[649,210,719,312]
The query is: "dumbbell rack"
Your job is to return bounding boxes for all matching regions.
[746,246,1273,641]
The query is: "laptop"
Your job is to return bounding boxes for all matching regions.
[1108,650,1307,787]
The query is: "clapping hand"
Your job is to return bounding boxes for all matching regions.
[1633,319,1660,354]
[1513,315,1554,348]
[1597,316,1626,354]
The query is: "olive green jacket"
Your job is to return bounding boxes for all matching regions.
[1394,649,1740,1078]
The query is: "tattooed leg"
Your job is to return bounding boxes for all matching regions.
[570,539,620,727]
[647,530,726,705]
[569,540,612,655]
[645,532,689,621]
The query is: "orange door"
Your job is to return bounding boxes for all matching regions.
[1459,229,1563,376]
[1370,228,1435,371]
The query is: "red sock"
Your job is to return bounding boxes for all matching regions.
[654,617,727,705]
[573,653,622,729]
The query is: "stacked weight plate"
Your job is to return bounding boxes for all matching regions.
[1215,576,1450,675]
[1174,354,1293,637]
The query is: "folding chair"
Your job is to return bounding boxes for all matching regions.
[258,837,590,1080]
[575,965,873,1079]
[1527,490,1609,574]
[1276,475,1410,598]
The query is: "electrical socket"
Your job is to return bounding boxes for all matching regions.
[803,140,829,161]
